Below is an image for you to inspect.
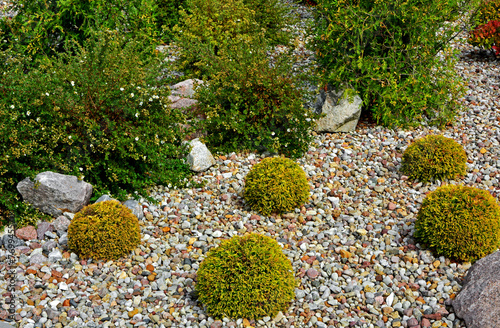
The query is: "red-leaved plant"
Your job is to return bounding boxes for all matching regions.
[469,20,500,55]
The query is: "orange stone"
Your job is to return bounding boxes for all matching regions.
[26,269,37,275]
[63,299,70,307]
[27,300,34,306]
[162,227,170,233]
[146,264,154,272]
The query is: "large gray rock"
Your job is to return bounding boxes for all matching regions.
[453,250,500,328]
[314,87,362,132]
[185,138,216,172]
[16,171,93,217]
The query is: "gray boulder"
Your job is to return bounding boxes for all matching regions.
[314,87,362,132]
[16,171,93,217]
[123,199,144,220]
[185,138,216,172]
[453,250,500,328]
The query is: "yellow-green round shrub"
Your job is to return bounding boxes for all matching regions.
[244,157,309,216]
[414,185,500,262]
[401,135,467,183]
[68,200,141,260]
[196,233,296,319]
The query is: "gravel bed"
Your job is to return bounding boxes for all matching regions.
[1,3,500,328]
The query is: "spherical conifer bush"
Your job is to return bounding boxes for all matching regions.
[68,200,141,260]
[414,185,500,262]
[195,233,296,319]
[244,157,309,216]
[401,135,467,183]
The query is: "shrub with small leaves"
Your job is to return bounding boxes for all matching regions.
[469,20,500,54]
[401,135,467,183]
[196,233,296,319]
[469,0,500,55]
[414,185,500,262]
[173,0,295,79]
[314,0,477,127]
[68,200,141,260]
[0,31,192,221]
[0,0,160,64]
[244,157,309,215]
[194,36,317,157]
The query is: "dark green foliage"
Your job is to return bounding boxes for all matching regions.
[196,233,296,319]
[68,200,141,260]
[244,157,309,215]
[414,185,500,262]
[173,0,295,79]
[314,0,479,127]
[401,135,467,183]
[0,0,159,64]
[194,36,318,157]
[154,0,186,42]
[0,31,192,223]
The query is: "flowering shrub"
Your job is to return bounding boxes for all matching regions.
[194,36,318,158]
[469,20,500,54]
[0,31,192,225]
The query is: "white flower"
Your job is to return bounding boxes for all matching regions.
[90,144,93,147]
[149,98,153,102]
[130,93,134,97]
[10,105,14,109]
[139,102,143,106]
[143,156,147,160]
[136,86,141,90]
[287,128,291,132]
[271,132,275,136]
[45,93,49,96]
[36,117,40,122]
[71,81,75,87]
[79,167,83,171]
[135,112,139,118]
[26,111,30,116]
[306,118,311,122]
[120,88,124,91]
[135,137,139,141]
